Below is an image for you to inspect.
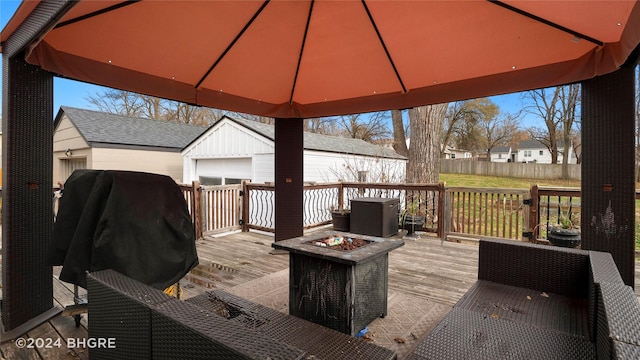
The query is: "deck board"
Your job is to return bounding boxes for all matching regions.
[2,230,640,359]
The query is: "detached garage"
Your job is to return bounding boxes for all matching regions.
[54,106,207,184]
[181,116,406,185]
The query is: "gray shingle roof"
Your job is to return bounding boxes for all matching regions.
[57,106,207,149]
[492,146,511,153]
[518,140,545,149]
[226,116,406,160]
[518,139,567,150]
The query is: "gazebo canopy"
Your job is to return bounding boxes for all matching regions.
[2,0,640,339]
[2,0,640,118]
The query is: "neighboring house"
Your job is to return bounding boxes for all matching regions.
[182,115,407,185]
[53,106,207,184]
[490,146,513,163]
[515,139,576,164]
[443,145,473,160]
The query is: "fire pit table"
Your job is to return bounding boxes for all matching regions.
[272,231,404,336]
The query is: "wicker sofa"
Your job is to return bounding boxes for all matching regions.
[86,269,396,360]
[407,237,640,359]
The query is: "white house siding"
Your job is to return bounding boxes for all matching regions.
[182,117,407,185]
[491,153,510,163]
[517,147,575,164]
[304,151,406,183]
[182,121,273,182]
[195,158,253,184]
[223,151,407,184]
[253,153,275,183]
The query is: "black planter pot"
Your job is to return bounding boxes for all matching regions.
[403,214,424,236]
[331,211,350,232]
[547,228,581,248]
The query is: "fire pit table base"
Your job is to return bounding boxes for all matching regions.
[273,231,404,336]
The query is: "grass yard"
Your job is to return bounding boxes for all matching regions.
[439,173,580,188]
[440,173,640,250]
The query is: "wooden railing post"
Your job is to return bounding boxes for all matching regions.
[192,180,203,239]
[241,180,250,232]
[528,184,539,242]
[337,182,344,210]
[437,182,446,240]
[442,184,452,240]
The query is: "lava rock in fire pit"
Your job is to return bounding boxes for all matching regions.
[310,235,372,251]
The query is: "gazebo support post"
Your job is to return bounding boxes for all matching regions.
[0,1,73,339]
[274,118,304,242]
[1,54,60,337]
[581,63,637,288]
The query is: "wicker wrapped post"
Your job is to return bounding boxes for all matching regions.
[274,118,303,241]
[581,63,637,287]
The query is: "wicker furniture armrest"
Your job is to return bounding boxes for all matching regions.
[187,290,398,360]
[596,282,640,359]
[88,270,304,360]
[152,298,305,360]
[89,269,397,360]
[87,268,175,359]
[587,251,626,341]
[479,237,590,297]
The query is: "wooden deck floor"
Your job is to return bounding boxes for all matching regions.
[2,229,640,359]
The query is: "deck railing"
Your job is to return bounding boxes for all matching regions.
[174,181,640,244]
[527,186,582,241]
[444,187,530,241]
[240,182,445,238]
[181,182,533,241]
[47,181,639,244]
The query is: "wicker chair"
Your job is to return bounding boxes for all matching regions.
[407,237,640,360]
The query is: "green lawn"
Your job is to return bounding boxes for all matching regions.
[439,173,580,189]
[440,173,640,250]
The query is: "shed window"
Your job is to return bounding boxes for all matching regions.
[199,176,222,185]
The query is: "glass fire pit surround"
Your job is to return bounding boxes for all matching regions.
[272,231,404,336]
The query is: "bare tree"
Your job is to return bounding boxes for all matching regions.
[524,87,562,163]
[479,112,520,158]
[407,104,447,184]
[305,117,339,135]
[524,85,579,177]
[443,101,479,156]
[391,109,409,157]
[139,95,162,120]
[87,89,223,126]
[165,101,224,126]
[335,112,390,142]
[558,84,580,177]
[87,89,144,117]
[443,98,499,156]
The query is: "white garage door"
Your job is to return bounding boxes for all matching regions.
[196,158,252,185]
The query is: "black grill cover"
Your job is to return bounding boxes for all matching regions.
[50,170,198,289]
